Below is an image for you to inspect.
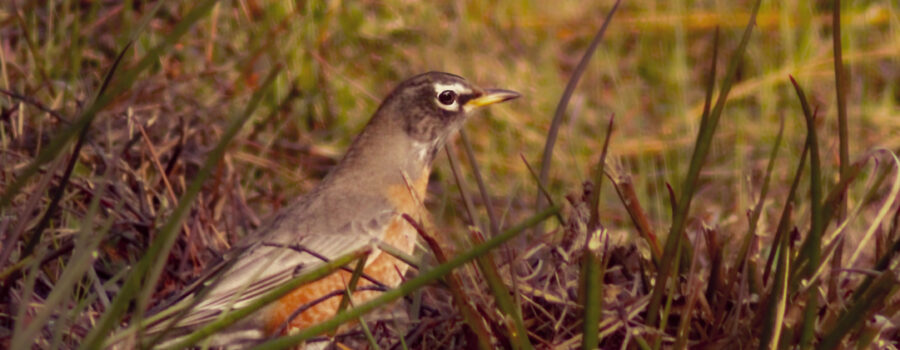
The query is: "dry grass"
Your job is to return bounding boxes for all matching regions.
[1,0,899,349]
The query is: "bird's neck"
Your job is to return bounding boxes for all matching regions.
[321,119,436,198]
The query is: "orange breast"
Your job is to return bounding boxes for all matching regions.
[263,169,428,335]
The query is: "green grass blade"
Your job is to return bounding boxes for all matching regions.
[818,270,897,350]
[762,201,798,289]
[833,0,849,207]
[762,142,808,285]
[10,176,114,349]
[135,66,281,328]
[535,0,620,214]
[446,145,482,228]
[581,231,607,350]
[158,248,371,349]
[470,229,533,350]
[758,211,791,350]
[588,115,614,230]
[250,206,560,350]
[460,130,500,236]
[19,104,92,257]
[583,115,613,350]
[646,0,763,326]
[0,37,129,210]
[79,63,277,350]
[788,76,824,349]
[357,317,381,350]
[0,1,169,210]
[830,0,850,305]
[411,215,493,350]
[335,251,371,316]
[520,154,565,225]
[737,115,785,272]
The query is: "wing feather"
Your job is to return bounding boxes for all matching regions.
[152,189,396,332]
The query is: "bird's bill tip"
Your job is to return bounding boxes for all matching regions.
[464,89,521,112]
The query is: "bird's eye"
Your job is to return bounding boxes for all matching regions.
[438,90,457,105]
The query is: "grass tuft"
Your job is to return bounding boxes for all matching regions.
[1,1,898,349]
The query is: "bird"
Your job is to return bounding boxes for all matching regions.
[130,71,520,348]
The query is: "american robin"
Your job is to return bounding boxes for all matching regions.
[140,71,519,347]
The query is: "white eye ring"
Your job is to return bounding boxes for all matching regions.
[433,82,471,111]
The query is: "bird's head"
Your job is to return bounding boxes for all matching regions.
[377,71,520,148]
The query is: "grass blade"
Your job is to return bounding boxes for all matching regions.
[9,175,115,349]
[588,115,614,230]
[830,0,851,305]
[535,0,621,215]
[608,170,662,266]
[833,0,849,208]
[445,145,481,228]
[0,1,170,209]
[761,140,806,285]
[403,214,494,350]
[80,64,278,350]
[844,151,900,272]
[646,0,763,327]
[582,115,614,350]
[470,229,533,350]
[460,130,500,236]
[788,76,824,349]
[818,270,896,350]
[520,154,565,225]
[851,157,900,302]
[757,208,792,350]
[581,230,608,350]
[157,248,371,349]
[735,115,785,275]
[251,206,560,350]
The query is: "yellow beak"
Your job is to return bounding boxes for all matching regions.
[463,89,521,112]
